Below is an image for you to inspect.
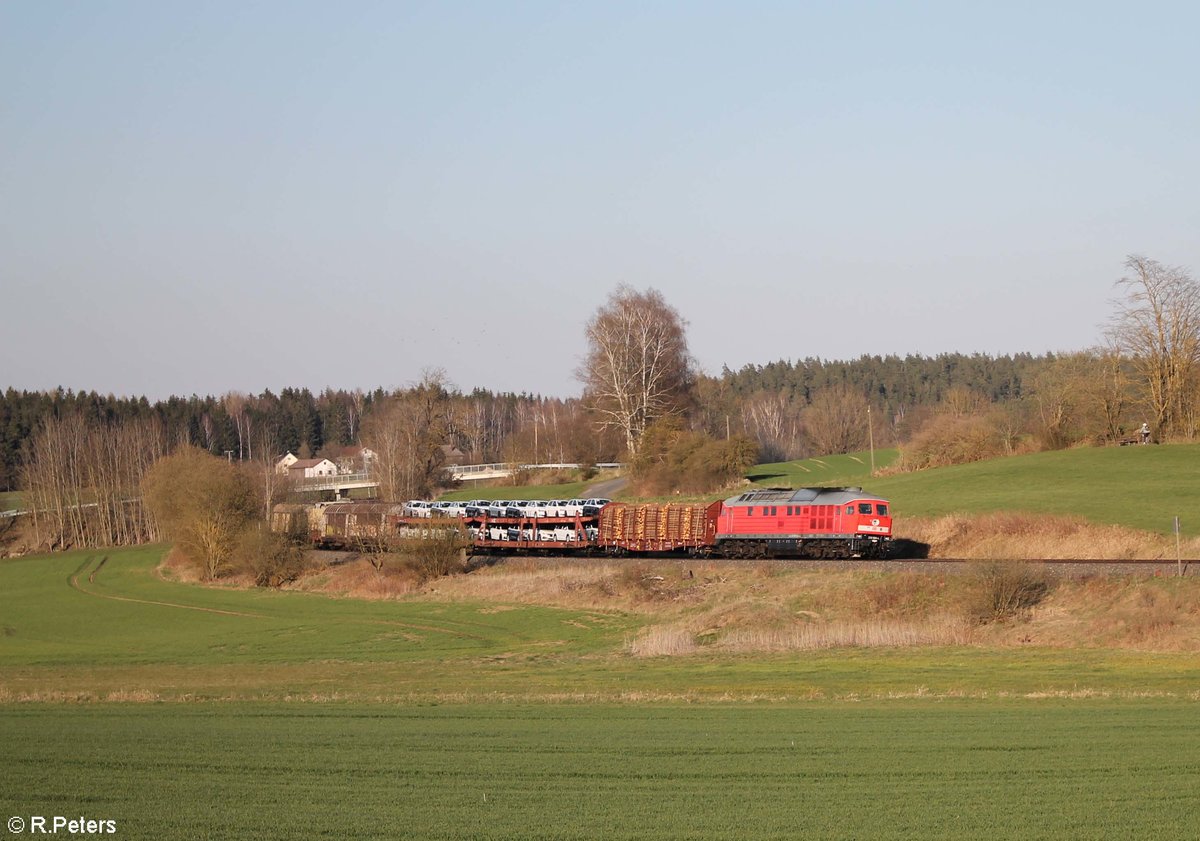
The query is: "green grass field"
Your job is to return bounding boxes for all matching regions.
[2,701,1198,840]
[4,547,1200,701]
[866,443,1200,536]
[748,443,1200,536]
[750,449,899,488]
[5,543,1200,838]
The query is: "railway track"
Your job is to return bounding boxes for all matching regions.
[452,553,1196,577]
[311,546,1195,575]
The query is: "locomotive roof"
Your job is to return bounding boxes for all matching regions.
[723,487,888,507]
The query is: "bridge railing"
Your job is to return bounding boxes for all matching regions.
[451,463,514,477]
[291,462,626,492]
[292,472,374,491]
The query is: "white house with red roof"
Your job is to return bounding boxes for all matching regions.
[287,458,338,480]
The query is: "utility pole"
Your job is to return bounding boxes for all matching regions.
[1175,516,1183,577]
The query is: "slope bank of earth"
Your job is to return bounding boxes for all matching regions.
[288,549,1200,658]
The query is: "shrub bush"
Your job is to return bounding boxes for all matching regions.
[966,560,1054,624]
[898,413,1009,471]
[235,527,306,588]
[631,419,759,495]
[398,523,470,582]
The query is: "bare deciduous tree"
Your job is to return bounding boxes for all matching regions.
[141,446,257,579]
[1106,255,1200,440]
[21,414,165,550]
[802,385,869,456]
[1029,354,1089,449]
[1094,346,1131,441]
[940,386,988,419]
[1031,349,1134,446]
[578,286,693,457]
[361,371,450,501]
[250,424,291,521]
[741,390,804,461]
[223,392,252,460]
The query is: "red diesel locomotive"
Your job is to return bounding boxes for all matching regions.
[712,487,892,558]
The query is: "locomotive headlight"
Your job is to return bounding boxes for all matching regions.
[871,518,880,526]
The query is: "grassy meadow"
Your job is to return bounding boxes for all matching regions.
[2,545,1200,701]
[750,448,899,488]
[7,438,1200,839]
[750,444,1200,537]
[3,701,1199,840]
[4,545,1200,838]
[864,443,1200,536]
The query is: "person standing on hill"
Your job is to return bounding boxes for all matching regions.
[1140,422,1151,444]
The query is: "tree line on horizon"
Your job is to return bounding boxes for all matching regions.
[5,254,1198,556]
[0,350,1059,492]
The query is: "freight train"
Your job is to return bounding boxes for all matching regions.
[272,486,893,560]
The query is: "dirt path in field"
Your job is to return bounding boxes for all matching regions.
[584,476,629,498]
[67,556,268,618]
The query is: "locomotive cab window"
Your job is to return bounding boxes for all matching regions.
[747,507,754,516]
[876,504,889,516]
[858,503,873,514]
[846,506,854,515]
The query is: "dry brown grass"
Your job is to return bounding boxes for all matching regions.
[280,543,1200,655]
[715,616,972,652]
[157,546,203,582]
[899,513,1200,560]
[625,607,972,657]
[290,558,422,600]
[626,626,699,657]
[981,575,1200,651]
[416,560,625,607]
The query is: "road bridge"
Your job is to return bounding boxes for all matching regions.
[291,463,623,497]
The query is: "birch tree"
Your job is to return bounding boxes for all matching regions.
[578,286,693,457]
[21,413,165,549]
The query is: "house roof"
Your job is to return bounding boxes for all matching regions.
[289,458,334,469]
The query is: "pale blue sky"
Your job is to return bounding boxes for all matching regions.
[3,2,1198,399]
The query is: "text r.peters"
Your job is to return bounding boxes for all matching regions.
[9,816,117,835]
